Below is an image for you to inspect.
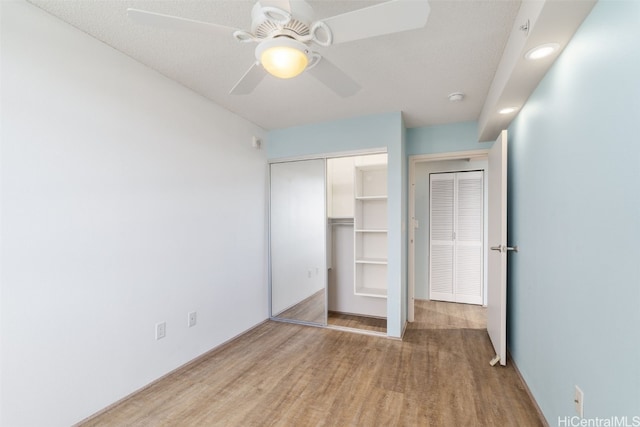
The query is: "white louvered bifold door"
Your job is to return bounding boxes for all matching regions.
[455,172,484,304]
[429,174,455,302]
[429,171,484,305]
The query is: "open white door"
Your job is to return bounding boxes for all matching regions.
[487,130,510,366]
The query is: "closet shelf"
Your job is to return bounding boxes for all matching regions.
[354,163,388,299]
[355,195,387,201]
[356,258,388,265]
[354,287,387,298]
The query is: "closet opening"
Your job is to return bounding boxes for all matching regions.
[269,152,388,336]
[327,153,388,335]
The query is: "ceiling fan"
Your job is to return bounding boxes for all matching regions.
[127,0,431,97]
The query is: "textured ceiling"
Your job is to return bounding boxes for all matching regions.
[27,0,522,130]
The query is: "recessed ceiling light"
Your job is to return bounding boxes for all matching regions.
[525,43,560,60]
[448,92,465,102]
[499,107,518,115]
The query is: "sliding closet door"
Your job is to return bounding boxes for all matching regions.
[429,171,484,305]
[270,159,327,325]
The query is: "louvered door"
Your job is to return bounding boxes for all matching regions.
[429,174,455,299]
[429,171,484,305]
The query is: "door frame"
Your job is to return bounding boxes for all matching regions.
[408,149,489,322]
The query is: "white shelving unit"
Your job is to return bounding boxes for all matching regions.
[354,164,388,298]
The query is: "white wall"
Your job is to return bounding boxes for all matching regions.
[0,2,267,426]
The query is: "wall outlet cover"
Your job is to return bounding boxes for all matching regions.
[188,312,197,328]
[574,385,584,417]
[155,322,166,340]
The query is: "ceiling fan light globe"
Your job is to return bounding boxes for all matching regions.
[261,46,308,79]
[255,38,310,79]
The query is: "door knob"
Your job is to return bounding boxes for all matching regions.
[490,245,518,253]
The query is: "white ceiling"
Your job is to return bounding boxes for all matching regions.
[27,0,523,130]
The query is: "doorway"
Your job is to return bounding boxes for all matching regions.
[408,150,489,322]
[409,132,510,365]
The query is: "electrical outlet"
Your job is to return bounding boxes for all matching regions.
[574,385,584,417]
[155,322,166,340]
[188,311,197,328]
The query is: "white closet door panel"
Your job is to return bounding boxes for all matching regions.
[456,172,484,242]
[430,174,454,241]
[429,171,484,305]
[454,244,483,305]
[430,244,453,295]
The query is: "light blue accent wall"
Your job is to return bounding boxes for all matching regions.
[387,115,405,337]
[267,112,406,338]
[267,113,399,159]
[507,0,640,421]
[407,121,492,156]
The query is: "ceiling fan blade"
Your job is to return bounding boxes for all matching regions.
[321,0,431,45]
[127,8,239,37]
[306,56,360,98]
[230,63,266,95]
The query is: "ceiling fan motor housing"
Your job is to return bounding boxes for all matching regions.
[251,1,314,40]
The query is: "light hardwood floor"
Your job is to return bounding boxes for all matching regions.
[80,300,543,426]
[328,311,387,333]
[274,290,387,333]
[274,290,325,324]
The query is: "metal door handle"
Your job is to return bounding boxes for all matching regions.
[490,245,519,253]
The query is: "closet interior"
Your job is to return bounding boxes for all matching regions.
[327,153,387,333]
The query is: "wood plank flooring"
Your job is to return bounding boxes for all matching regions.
[274,290,325,324]
[275,291,388,334]
[328,311,387,333]
[79,300,543,426]
[414,299,487,330]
